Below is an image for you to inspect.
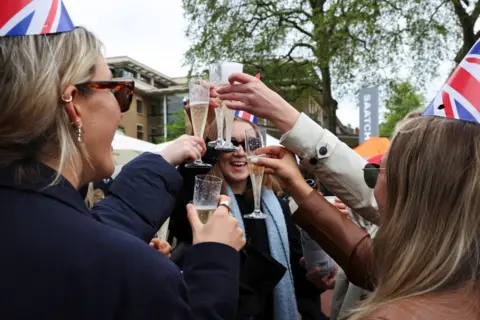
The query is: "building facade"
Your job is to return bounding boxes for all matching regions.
[107,56,188,143]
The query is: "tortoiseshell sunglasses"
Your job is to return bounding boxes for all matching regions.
[75,80,135,113]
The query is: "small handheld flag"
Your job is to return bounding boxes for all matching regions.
[423,39,480,124]
[0,0,75,37]
[235,110,258,124]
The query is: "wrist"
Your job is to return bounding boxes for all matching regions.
[271,102,300,133]
[284,178,312,204]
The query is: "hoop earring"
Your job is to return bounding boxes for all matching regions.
[72,120,84,142]
[62,95,73,103]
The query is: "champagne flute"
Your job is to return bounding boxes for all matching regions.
[244,127,268,219]
[208,63,228,149]
[193,175,223,224]
[185,80,212,169]
[221,62,243,150]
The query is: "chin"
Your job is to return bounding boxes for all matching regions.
[90,158,115,181]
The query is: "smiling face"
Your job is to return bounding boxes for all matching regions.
[75,57,123,184]
[218,120,255,187]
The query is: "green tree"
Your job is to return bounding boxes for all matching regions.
[183,0,396,133]
[380,81,424,138]
[387,0,480,67]
[166,109,186,141]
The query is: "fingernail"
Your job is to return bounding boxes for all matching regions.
[251,157,259,164]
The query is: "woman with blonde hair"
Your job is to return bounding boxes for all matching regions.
[215,43,480,317]
[0,3,245,319]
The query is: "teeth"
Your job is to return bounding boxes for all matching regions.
[232,162,246,166]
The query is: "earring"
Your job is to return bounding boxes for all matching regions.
[62,95,73,103]
[72,120,84,142]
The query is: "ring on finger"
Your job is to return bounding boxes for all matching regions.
[218,200,232,212]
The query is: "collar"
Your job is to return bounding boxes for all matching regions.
[0,162,90,216]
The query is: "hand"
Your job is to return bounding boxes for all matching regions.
[159,135,206,166]
[333,198,350,218]
[185,84,219,126]
[303,261,338,290]
[187,196,246,251]
[253,146,303,185]
[150,238,172,259]
[216,73,300,133]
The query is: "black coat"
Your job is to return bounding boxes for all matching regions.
[0,153,239,319]
[169,163,326,320]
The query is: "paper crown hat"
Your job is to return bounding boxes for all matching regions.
[0,0,75,37]
[423,39,480,124]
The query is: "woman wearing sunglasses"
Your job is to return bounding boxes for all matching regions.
[215,66,480,316]
[169,115,326,320]
[0,22,246,319]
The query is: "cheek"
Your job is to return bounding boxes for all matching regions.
[374,173,387,215]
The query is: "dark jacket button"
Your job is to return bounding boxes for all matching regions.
[309,158,318,165]
[319,147,328,156]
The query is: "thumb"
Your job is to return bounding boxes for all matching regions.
[187,204,202,233]
[254,157,283,171]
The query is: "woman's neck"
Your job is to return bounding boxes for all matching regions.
[230,180,248,195]
[41,155,80,189]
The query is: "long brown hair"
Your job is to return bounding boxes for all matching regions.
[205,117,282,193]
[350,116,480,318]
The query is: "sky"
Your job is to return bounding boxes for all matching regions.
[64,0,449,128]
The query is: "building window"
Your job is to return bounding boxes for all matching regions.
[137,124,144,140]
[137,99,143,114]
[149,104,161,116]
[138,74,151,84]
[154,80,166,89]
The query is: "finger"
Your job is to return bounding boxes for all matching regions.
[191,136,206,153]
[217,93,247,104]
[256,146,284,157]
[227,73,259,85]
[187,204,202,233]
[264,168,275,175]
[209,98,220,109]
[253,157,284,171]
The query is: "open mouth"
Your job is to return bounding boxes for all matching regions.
[230,161,247,168]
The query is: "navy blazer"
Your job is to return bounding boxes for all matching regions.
[0,153,239,319]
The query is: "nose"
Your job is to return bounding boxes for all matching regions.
[233,144,246,156]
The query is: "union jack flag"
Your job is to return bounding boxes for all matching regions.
[0,0,75,37]
[235,110,258,124]
[423,39,480,123]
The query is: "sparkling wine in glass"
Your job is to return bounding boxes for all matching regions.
[244,127,268,219]
[186,80,212,169]
[193,175,223,224]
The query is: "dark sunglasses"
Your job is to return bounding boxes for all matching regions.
[75,80,135,113]
[231,138,246,150]
[363,163,382,189]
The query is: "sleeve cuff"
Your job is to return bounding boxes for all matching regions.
[183,242,240,274]
[280,113,338,160]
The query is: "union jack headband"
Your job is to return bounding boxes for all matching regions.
[0,0,75,37]
[423,39,480,124]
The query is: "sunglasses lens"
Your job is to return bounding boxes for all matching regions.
[363,164,380,189]
[114,86,132,113]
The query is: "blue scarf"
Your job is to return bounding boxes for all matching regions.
[226,186,299,320]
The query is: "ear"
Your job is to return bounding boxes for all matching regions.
[62,85,82,123]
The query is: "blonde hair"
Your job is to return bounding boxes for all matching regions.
[350,116,480,318]
[84,183,95,209]
[0,27,102,183]
[205,117,281,193]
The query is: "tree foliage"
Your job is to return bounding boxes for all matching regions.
[183,0,479,133]
[380,81,424,138]
[166,109,186,141]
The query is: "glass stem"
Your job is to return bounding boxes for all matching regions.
[253,185,262,213]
